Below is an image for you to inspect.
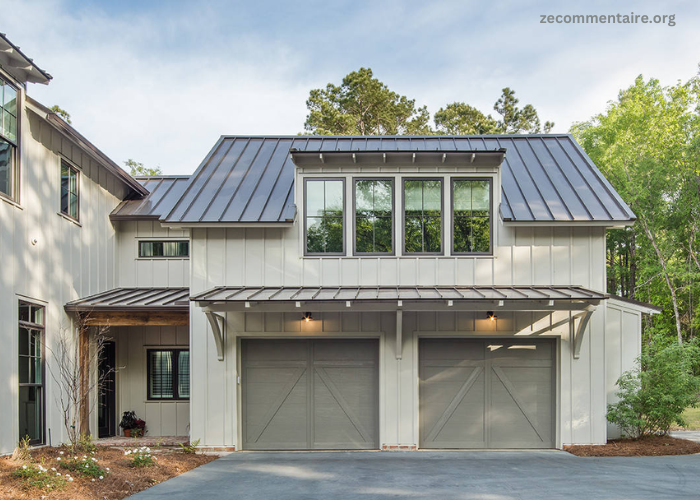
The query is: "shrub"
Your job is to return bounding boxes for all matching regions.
[77,433,97,453]
[125,447,156,467]
[179,439,200,454]
[607,342,700,438]
[60,454,108,479]
[12,464,68,490]
[12,435,32,461]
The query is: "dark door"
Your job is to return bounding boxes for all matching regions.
[98,341,116,438]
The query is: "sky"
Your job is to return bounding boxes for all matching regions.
[4,0,700,175]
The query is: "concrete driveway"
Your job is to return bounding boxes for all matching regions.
[129,450,700,500]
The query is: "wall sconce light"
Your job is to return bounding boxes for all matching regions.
[487,311,497,322]
[303,312,313,322]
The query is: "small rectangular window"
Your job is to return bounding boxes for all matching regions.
[404,179,442,254]
[139,240,189,258]
[60,161,79,220]
[452,179,492,254]
[0,77,18,200]
[354,179,393,254]
[18,301,45,445]
[148,349,189,400]
[305,179,344,255]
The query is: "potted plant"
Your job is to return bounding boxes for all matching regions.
[120,411,146,437]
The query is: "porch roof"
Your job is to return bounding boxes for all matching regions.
[65,287,190,312]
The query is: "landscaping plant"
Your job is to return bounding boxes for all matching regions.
[11,463,68,491]
[607,341,700,438]
[125,446,156,467]
[120,410,147,437]
[178,438,200,454]
[60,452,109,479]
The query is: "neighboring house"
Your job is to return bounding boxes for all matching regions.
[0,35,660,456]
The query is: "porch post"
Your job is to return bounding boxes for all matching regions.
[78,315,90,436]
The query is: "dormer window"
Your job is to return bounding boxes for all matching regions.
[0,76,18,200]
[304,178,345,255]
[354,179,394,254]
[452,179,492,254]
[403,179,443,254]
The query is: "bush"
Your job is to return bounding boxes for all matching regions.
[12,464,68,490]
[60,453,109,479]
[125,447,156,467]
[179,439,200,454]
[607,342,700,438]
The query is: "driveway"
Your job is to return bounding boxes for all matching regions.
[129,450,700,500]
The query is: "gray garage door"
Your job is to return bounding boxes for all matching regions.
[241,339,379,450]
[420,338,555,449]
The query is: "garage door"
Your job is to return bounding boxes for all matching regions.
[420,338,555,449]
[241,339,379,450]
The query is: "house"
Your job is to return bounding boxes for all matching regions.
[0,35,660,455]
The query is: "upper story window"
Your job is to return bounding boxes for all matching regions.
[60,160,79,220]
[452,179,492,254]
[0,77,18,200]
[304,178,344,255]
[139,240,190,258]
[354,179,394,254]
[403,179,443,254]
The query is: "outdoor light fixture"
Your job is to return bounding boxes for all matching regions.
[487,311,497,321]
[303,312,313,322]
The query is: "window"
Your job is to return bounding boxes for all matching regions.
[60,160,79,220]
[354,179,393,254]
[18,301,45,444]
[452,179,492,254]
[139,240,189,258]
[403,179,442,254]
[148,349,189,400]
[304,179,344,255]
[0,77,18,200]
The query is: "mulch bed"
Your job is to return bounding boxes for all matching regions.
[565,435,700,457]
[0,446,217,500]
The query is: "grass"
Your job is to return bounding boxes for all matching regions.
[679,407,700,430]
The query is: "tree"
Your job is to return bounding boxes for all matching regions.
[125,159,162,177]
[304,68,431,135]
[50,105,71,124]
[573,74,700,344]
[493,87,554,133]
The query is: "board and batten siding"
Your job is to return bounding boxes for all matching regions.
[188,221,609,448]
[114,220,189,288]
[111,325,190,436]
[0,97,126,454]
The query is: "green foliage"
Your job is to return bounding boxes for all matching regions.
[304,68,431,135]
[12,463,68,490]
[13,435,32,461]
[50,105,72,124]
[125,159,162,177]
[125,446,156,467]
[607,342,700,438]
[572,72,700,343]
[179,438,200,454]
[493,87,554,133]
[76,433,97,453]
[434,102,500,135]
[61,453,108,479]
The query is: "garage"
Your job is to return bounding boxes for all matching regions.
[419,338,555,449]
[241,338,379,450]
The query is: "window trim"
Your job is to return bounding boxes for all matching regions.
[402,177,445,256]
[0,73,20,204]
[303,177,346,257]
[146,348,190,401]
[352,177,395,256]
[59,159,80,222]
[18,299,46,446]
[450,177,494,256]
[138,239,190,259]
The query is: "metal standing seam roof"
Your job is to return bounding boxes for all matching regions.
[0,33,52,84]
[111,176,191,220]
[161,134,635,225]
[191,285,606,303]
[64,288,190,312]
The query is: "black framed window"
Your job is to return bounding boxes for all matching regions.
[452,179,492,254]
[60,160,79,220]
[18,301,45,444]
[304,179,344,255]
[403,179,442,254]
[354,179,393,254]
[148,349,189,400]
[0,77,18,200]
[139,240,189,258]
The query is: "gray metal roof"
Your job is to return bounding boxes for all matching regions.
[0,33,52,84]
[65,288,190,312]
[111,176,190,220]
[162,134,634,225]
[192,285,606,303]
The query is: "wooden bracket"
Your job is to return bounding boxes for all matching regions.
[573,305,597,359]
[396,310,403,360]
[205,311,225,361]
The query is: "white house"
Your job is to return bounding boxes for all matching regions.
[0,35,660,455]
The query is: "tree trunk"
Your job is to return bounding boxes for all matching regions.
[79,320,90,436]
[629,230,636,299]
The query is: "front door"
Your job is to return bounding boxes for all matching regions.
[98,341,116,438]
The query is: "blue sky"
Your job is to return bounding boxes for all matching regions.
[5,0,700,174]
